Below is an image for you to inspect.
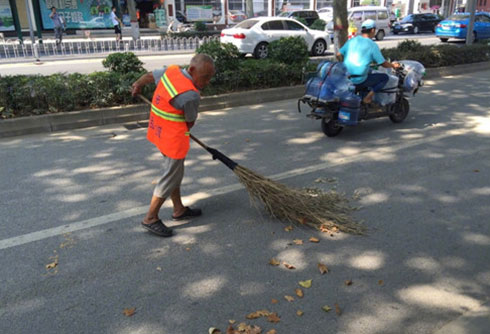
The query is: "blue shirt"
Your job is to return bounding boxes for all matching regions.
[339,36,385,84]
[50,13,63,28]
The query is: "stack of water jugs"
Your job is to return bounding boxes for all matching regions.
[399,60,425,95]
[303,61,361,126]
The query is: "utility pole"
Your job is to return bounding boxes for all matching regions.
[408,0,415,14]
[24,0,39,61]
[465,0,477,45]
[333,0,348,57]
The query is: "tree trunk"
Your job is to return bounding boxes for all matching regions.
[246,0,254,18]
[333,0,348,58]
[127,0,140,41]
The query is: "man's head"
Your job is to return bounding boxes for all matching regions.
[112,6,116,12]
[361,19,376,37]
[188,54,215,90]
[51,6,56,13]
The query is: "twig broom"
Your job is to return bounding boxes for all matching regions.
[139,95,364,235]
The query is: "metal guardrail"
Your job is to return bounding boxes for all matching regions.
[0,36,220,61]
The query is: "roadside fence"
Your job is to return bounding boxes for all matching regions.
[0,36,219,61]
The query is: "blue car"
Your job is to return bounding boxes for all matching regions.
[435,12,490,42]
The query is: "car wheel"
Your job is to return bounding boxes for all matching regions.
[312,39,326,56]
[413,26,419,34]
[375,30,385,41]
[439,37,448,42]
[254,42,268,59]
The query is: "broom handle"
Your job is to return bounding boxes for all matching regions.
[137,94,210,150]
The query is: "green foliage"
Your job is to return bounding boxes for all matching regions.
[194,21,207,32]
[382,43,490,68]
[196,40,240,73]
[268,36,309,66]
[295,17,308,26]
[202,59,304,96]
[310,19,326,31]
[396,39,423,53]
[102,52,145,73]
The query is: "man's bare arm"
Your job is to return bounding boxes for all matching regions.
[131,72,155,96]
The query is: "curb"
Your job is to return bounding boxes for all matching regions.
[1,61,489,138]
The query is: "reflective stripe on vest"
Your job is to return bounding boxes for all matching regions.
[150,104,185,122]
[161,72,179,98]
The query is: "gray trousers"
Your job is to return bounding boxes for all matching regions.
[54,27,63,43]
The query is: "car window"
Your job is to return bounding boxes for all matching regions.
[477,15,490,23]
[236,19,258,29]
[351,11,363,21]
[377,10,388,20]
[401,15,413,23]
[285,20,305,30]
[262,20,285,30]
[364,11,377,20]
[447,14,470,20]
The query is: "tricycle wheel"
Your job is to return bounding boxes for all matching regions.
[389,97,409,123]
[321,119,343,137]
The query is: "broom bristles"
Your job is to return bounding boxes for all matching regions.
[233,165,365,235]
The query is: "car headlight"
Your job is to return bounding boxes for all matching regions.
[402,24,413,28]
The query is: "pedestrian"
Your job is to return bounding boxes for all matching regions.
[131,54,215,237]
[49,7,65,46]
[110,6,123,43]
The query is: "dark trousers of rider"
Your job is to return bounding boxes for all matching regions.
[355,73,389,94]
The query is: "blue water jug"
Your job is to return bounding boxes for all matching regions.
[338,94,361,126]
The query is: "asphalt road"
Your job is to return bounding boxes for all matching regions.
[0,69,489,333]
[0,34,447,76]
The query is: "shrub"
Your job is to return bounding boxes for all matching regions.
[382,43,490,67]
[268,36,309,67]
[196,40,240,73]
[102,52,145,73]
[295,17,308,26]
[310,19,326,31]
[396,39,423,53]
[194,21,207,32]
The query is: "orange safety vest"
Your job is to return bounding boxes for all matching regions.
[147,65,199,159]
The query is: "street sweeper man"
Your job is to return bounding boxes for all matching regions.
[131,54,215,237]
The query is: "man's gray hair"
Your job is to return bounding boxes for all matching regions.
[190,54,215,68]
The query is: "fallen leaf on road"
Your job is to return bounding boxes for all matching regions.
[123,308,135,317]
[209,328,222,334]
[269,258,280,266]
[335,303,342,316]
[283,262,296,270]
[295,288,304,298]
[296,310,304,317]
[271,299,278,304]
[344,280,353,286]
[185,247,191,251]
[299,280,312,288]
[298,217,307,225]
[378,280,384,286]
[229,320,236,324]
[293,239,303,245]
[237,323,248,331]
[226,325,236,334]
[46,260,58,270]
[318,263,329,274]
[322,305,332,312]
[473,169,480,172]
[284,295,295,302]
[284,225,294,232]
[156,267,162,271]
[245,139,251,142]
[246,310,271,319]
[266,330,277,334]
[309,237,320,243]
[267,313,281,323]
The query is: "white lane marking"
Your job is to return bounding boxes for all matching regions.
[0,127,471,251]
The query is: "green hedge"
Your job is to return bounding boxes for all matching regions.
[1,40,490,119]
[382,40,490,68]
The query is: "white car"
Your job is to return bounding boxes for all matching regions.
[220,17,330,59]
[318,7,333,23]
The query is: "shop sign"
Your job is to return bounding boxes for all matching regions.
[186,5,213,22]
